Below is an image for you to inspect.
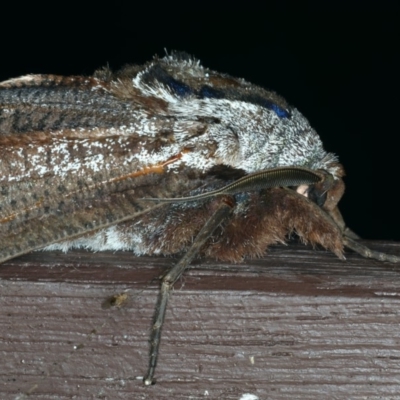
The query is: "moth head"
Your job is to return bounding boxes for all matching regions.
[298,164,345,212]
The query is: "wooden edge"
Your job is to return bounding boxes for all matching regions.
[1,241,400,399]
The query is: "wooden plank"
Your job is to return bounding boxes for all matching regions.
[1,241,400,399]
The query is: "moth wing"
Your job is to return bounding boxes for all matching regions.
[0,74,212,262]
[0,186,167,263]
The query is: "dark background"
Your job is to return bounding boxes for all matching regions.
[0,3,399,240]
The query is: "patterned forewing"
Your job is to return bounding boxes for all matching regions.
[0,75,211,262]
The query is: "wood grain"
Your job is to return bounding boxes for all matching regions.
[1,241,400,399]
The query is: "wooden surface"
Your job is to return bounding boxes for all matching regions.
[1,241,400,399]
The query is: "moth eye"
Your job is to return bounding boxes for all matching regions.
[306,171,337,208]
[307,184,328,207]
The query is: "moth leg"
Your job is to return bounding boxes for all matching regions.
[343,236,400,263]
[327,207,400,262]
[143,199,234,385]
[328,206,360,239]
[343,227,360,240]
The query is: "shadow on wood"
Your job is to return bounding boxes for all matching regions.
[1,241,400,399]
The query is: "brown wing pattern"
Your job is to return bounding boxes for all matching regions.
[0,74,210,262]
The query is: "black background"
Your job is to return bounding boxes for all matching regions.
[0,3,399,240]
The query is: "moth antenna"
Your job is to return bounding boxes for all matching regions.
[142,166,322,203]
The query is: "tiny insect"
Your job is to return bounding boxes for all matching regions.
[1,51,399,384]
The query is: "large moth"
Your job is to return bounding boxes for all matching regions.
[0,51,399,384]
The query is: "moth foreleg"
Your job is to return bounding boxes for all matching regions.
[327,206,360,239]
[143,198,234,385]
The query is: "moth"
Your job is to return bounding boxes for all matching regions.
[1,51,399,385]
